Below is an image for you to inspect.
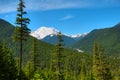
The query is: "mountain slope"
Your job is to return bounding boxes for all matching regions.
[71,23,120,54]
[0,19,14,42]
[0,19,55,64]
[42,34,76,46]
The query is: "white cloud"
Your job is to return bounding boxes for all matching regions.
[60,15,74,21]
[0,0,120,13]
[0,1,17,13]
[26,0,84,11]
[0,6,16,13]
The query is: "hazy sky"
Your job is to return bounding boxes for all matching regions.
[0,0,120,35]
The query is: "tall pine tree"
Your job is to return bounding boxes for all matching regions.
[57,32,64,80]
[52,32,64,80]
[12,0,30,79]
[92,43,101,80]
[92,43,112,80]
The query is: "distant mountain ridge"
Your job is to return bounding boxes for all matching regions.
[71,23,120,54]
[1,18,120,54]
[30,26,87,45]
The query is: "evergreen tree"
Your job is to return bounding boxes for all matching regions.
[31,37,38,72]
[57,32,64,80]
[25,61,34,79]
[92,43,100,80]
[92,43,112,80]
[48,58,54,80]
[8,50,18,80]
[99,47,112,80]
[79,59,86,80]
[12,0,30,79]
[53,32,64,80]
[64,57,70,80]
[26,37,38,79]
[0,43,18,80]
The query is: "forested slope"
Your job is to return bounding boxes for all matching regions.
[71,23,120,54]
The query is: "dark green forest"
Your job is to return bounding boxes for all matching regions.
[0,0,120,80]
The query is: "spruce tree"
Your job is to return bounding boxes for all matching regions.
[31,37,37,72]
[92,43,112,80]
[79,59,86,80]
[99,47,112,80]
[57,32,64,80]
[53,32,64,80]
[92,43,101,80]
[12,0,30,79]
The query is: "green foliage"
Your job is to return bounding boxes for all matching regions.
[0,43,18,80]
[92,43,112,80]
[31,37,38,72]
[25,61,34,79]
[72,23,120,54]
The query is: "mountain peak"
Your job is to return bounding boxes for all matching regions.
[30,26,59,39]
[71,33,88,38]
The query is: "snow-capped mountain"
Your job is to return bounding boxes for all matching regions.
[70,33,88,40]
[30,26,88,45]
[30,27,59,39]
[31,26,87,40]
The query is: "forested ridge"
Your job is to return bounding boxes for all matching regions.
[71,23,120,55]
[0,0,120,80]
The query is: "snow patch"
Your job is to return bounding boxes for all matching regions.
[76,49,84,52]
[71,33,88,38]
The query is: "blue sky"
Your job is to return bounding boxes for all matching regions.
[0,0,120,35]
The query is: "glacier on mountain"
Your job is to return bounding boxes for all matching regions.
[30,26,59,39]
